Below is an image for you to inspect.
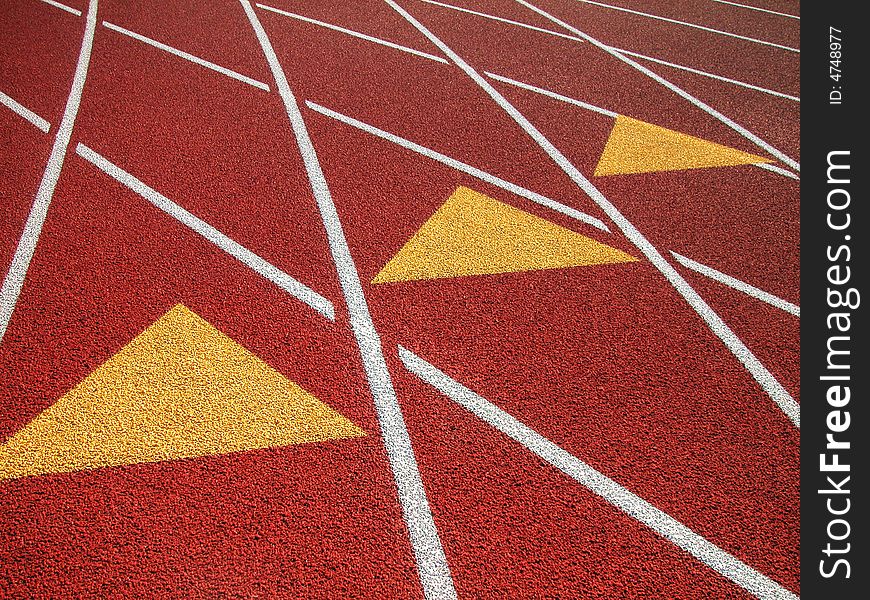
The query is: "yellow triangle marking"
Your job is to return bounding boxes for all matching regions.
[0,304,365,480]
[372,186,637,284]
[594,115,773,176]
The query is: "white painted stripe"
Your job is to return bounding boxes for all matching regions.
[513,0,800,172]
[419,0,585,43]
[712,0,799,19]
[612,47,800,102]
[754,162,799,180]
[420,0,799,104]
[306,101,610,232]
[485,72,798,181]
[484,71,617,117]
[574,0,799,52]
[670,251,799,317]
[0,91,51,133]
[238,3,456,598]
[74,144,335,321]
[38,0,82,16]
[102,21,271,92]
[256,3,449,64]
[399,346,799,600]
[385,0,799,427]
[0,0,97,344]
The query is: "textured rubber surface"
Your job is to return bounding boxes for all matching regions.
[1,0,798,597]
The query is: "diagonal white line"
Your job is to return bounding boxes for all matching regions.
[256,3,449,64]
[306,100,610,232]
[484,71,799,181]
[239,2,457,598]
[399,346,799,600]
[74,144,335,321]
[712,0,799,19]
[485,71,617,116]
[0,0,98,345]
[754,162,799,180]
[612,47,800,102]
[38,0,82,16]
[102,21,271,91]
[574,0,799,52]
[0,91,51,133]
[384,0,799,427]
[419,0,797,106]
[513,0,799,172]
[419,0,585,43]
[670,251,799,317]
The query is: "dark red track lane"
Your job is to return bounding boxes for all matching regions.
[0,0,81,123]
[528,0,799,95]
[0,115,52,277]
[306,115,800,592]
[0,157,423,598]
[389,361,754,599]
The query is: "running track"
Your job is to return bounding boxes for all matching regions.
[1,0,799,597]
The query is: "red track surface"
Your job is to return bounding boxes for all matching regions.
[1,0,799,597]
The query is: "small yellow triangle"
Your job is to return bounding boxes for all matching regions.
[0,304,365,480]
[372,186,637,284]
[594,115,773,176]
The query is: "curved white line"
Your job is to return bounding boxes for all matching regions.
[1,0,98,343]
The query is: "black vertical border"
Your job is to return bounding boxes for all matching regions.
[801,1,868,597]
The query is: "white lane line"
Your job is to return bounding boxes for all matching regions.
[612,47,800,102]
[484,71,799,181]
[0,0,97,345]
[0,91,51,133]
[102,21,271,91]
[712,0,799,19]
[74,144,335,321]
[38,0,82,16]
[514,0,800,172]
[573,0,799,52]
[306,101,610,232]
[420,0,797,104]
[754,162,799,180]
[239,2,457,598]
[419,0,585,43]
[256,3,449,64]
[399,346,799,600]
[484,72,617,117]
[670,251,799,317]
[385,0,799,427]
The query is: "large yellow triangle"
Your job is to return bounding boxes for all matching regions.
[594,115,773,176]
[0,304,365,480]
[372,186,637,284]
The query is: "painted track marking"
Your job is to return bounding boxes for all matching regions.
[513,0,800,172]
[0,0,98,344]
[251,3,798,177]
[611,47,800,102]
[306,101,610,232]
[0,91,51,133]
[671,251,799,317]
[485,72,617,117]
[38,0,82,17]
[421,0,791,100]
[712,0,799,19]
[75,144,335,321]
[239,2,457,597]
[383,0,800,427]
[573,0,799,52]
[398,345,799,600]
[419,0,584,43]
[256,3,449,64]
[103,21,271,91]
[484,71,798,180]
